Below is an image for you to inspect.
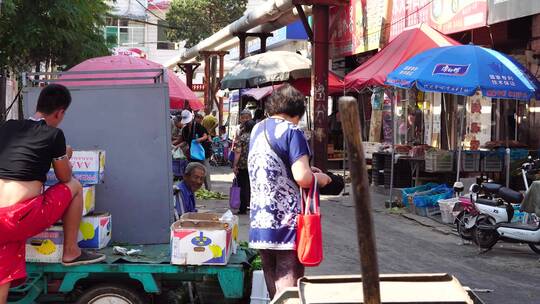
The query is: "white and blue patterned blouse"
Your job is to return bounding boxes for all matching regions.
[247,118,311,250]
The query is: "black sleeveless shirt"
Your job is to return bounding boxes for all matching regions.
[0,119,66,182]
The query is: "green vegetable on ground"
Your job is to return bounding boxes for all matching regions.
[195,189,228,200]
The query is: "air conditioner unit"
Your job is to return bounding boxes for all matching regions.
[525,49,540,65]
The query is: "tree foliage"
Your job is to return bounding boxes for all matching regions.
[0,0,112,73]
[166,0,247,48]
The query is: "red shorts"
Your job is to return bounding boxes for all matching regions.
[0,184,72,286]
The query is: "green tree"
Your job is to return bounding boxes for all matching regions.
[166,0,247,48]
[0,0,112,73]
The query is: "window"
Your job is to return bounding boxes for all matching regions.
[103,18,145,48]
[157,20,173,50]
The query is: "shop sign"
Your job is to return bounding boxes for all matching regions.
[390,0,487,40]
[488,0,540,24]
[330,0,390,58]
[465,93,492,149]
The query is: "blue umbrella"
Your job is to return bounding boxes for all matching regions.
[386,45,540,101]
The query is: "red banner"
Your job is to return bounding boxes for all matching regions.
[390,0,487,40]
[330,0,390,58]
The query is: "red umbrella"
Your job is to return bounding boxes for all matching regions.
[345,24,460,90]
[60,55,203,110]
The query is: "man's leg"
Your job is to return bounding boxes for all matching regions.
[203,158,212,191]
[0,282,9,304]
[238,169,250,214]
[60,179,83,262]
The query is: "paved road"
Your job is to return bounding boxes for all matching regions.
[205,168,540,304]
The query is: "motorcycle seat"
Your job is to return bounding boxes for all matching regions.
[497,187,523,205]
[476,198,501,207]
[482,183,503,194]
[498,222,540,231]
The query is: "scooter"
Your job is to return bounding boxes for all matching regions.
[453,181,522,241]
[473,159,540,254]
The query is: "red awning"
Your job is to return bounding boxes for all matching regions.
[344,24,460,90]
[61,55,203,111]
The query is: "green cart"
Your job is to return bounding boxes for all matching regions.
[8,245,250,304]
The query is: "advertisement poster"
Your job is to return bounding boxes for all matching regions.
[465,93,492,150]
[390,0,487,40]
[330,0,390,58]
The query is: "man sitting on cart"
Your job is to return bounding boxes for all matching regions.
[0,84,105,303]
[173,162,207,220]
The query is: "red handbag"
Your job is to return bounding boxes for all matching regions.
[296,175,323,266]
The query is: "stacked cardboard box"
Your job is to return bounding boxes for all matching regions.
[170,212,239,265]
[26,150,111,263]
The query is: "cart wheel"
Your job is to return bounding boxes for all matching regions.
[75,284,147,304]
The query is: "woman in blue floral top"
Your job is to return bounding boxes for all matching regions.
[247,84,331,299]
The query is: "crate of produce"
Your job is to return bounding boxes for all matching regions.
[401,183,439,207]
[481,151,503,172]
[495,148,529,161]
[438,198,460,224]
[460,151,480,172]
[411,186,453,217]
[425,150,454,172]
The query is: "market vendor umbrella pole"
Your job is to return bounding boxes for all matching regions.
[455,102,465,182]
[339,96,381,304]
[388,89,397,206]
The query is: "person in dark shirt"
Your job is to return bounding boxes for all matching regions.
[233,120,255,214]
[180,110,212,190]
[0,84,105,302]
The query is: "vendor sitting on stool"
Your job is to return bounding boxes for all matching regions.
[173,162,207,220]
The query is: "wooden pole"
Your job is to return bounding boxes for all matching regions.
[339,96,381,304]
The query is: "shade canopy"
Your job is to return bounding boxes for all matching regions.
[344,24,460,90]
[61,55,203,110]
[386,45,540,100]
[221,51,311,89]
[243,72,344,100]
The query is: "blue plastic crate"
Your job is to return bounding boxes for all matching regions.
[401,183,438,207]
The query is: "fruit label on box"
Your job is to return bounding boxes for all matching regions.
[82,185,95,216]
[46,150,106,185]
[78,213,112,249]
[26,226,64,263]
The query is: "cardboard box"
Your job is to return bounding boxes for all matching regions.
[170,212,234,265]
[78,212,112,249]
[82,185,96,216]
[26,226,63,263]
[46,150,106,185]
[44,185,95,217]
